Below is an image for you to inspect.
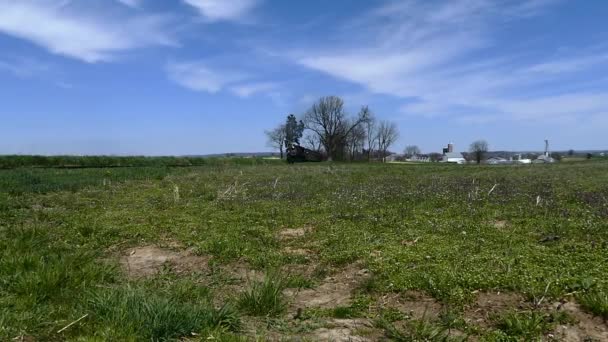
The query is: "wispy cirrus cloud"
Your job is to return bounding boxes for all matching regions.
[294,0,608,125]
[182,0,261,22]
[116,0,142,8]
[0,0,176,63]
[524,53,608,74]
[0,58,50,78]
[166,60,249,93]
[230,82,277,97]
[166,60,284,104]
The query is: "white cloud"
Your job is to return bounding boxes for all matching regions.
[166,61,248,93]
[0,58,50,78]
[230,82,277,97]
[0,1,175,63]
[295,0,607,123]
[116,0,141,8]
[182,0,260,21]
[525,53,608,74]
[166,61,284,103]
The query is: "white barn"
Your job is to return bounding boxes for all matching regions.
[441,152,466,164]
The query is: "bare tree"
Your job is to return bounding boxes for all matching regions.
[429,153,442,162]
[376,121,399,162]
[346,123,367,161]
[265,124,286,159]
[303,133,322,152]
[304,96,370,161]
[469,140,489,164]
[404,145,421,158]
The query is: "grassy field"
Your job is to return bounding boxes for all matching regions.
[1,161,608,341]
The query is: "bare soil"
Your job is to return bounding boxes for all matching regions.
[310,319,381,342]
[464,291,526,327]
[284,263,371,310]
[120,245,209,278]
[551,300,608,341]
[492,220,509,229]
[279,226,313,240]
[378,290,443,320]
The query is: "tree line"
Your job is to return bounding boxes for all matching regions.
[265,96,399,162]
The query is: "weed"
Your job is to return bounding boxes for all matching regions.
[238,274,287,316]
[378,318,464,341]
[578,290,608,319]
[495,310,548,340]
[86,286,240,340]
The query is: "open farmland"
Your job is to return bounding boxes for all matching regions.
[1,161,608,341]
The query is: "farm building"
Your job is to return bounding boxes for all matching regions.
[533,139,556,163]
[440,143,466,164]
[534,154,555,163]
[441,152,466,164]
[408,154,430,162]
[385,153,404,162]
[486,157,508,165]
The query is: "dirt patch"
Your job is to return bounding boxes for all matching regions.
[310,319,380,342]
[284,263,371,310]
[464,291,527,326]
[378,291,443,320]
[223,261,266,283]
[279,226,313,239]
[283,247,313,256]
[121,246,209,278]
[400,237,420,247]
[492,220,508,229]
[551,301,608,341]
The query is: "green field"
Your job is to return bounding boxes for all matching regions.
[1,161,608,341]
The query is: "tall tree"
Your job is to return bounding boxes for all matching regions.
[304,96,370,161]
[404,145,421,158]
[361,106,376,161]
[284,114,305,148]
[376,120,399,163]
[265,125,286,159]
[469,140,489,164]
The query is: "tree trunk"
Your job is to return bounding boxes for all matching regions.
[280,147,284,159]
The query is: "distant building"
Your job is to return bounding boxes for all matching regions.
[408,154,430,162]
[442,152,466,164]
[534,154,555,163]
[486,157,508,165]
[440,143,466,164]
[514,158,532,164]
[534,139,556,163]
[385,153,403,162]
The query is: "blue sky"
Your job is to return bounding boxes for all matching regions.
[0,0,607,155]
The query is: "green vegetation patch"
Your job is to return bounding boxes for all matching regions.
[1,160,608,340]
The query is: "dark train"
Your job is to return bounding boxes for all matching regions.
[286,144,323,163]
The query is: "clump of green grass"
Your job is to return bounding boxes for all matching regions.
[238,275,286,316]
[495,310,549,340]
[285,274,315,289]
[578,291,608,319]
[86,286,240,340]
[377,318,464,342]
